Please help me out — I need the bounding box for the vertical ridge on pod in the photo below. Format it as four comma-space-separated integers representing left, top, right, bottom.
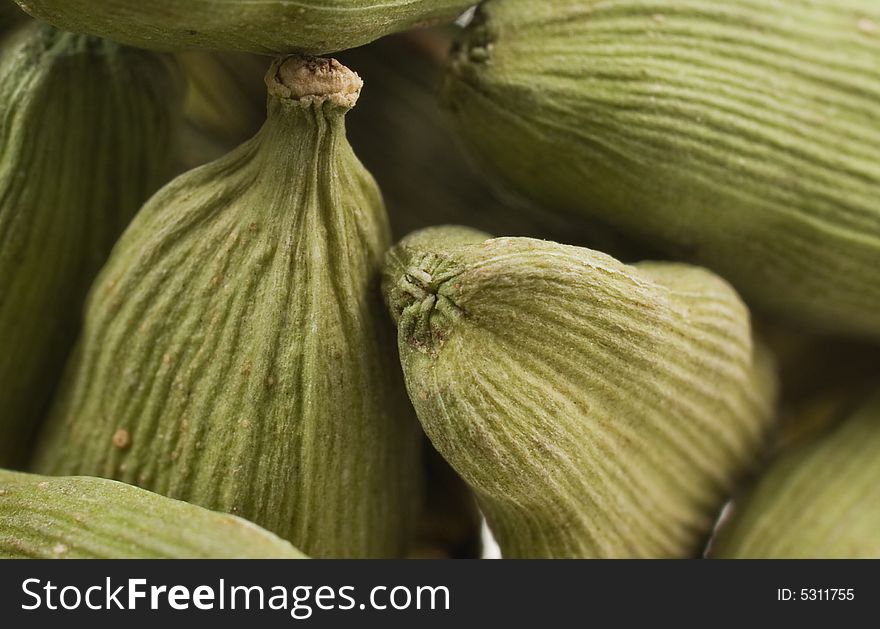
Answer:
0, 22, 181, 466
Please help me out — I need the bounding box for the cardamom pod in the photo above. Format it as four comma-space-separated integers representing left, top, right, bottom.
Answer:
383, 226, 777, 558
445, 0, 880, 338
0, 23, 181, 467
14, 0, 475, 55
712, 392, 880, 558
33, 56, 422, 559
0, 470, 306, 559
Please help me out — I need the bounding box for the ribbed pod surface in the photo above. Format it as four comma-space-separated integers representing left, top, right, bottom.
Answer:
713, 392, 880, 558
383, 226, 776, 558
0, 470, 306, 559
14, 0, 475, 55
32, 57, 422, 558
0, 23, 180, 465
446, 0, 880, 337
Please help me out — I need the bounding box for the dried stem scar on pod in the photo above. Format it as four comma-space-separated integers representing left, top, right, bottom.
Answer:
383, 226, 777, 558
32, 56, 423, 559
712, 392, 880, 559
0, 23, 181, 467
445, 0, 880, 339
0, 470, 306, 559
13, 0, 476, 55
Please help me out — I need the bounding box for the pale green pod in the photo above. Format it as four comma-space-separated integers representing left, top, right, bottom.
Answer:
32, 56, 422, 559
445, 0, 880, 338
0, 470, 306, 559
383, 226, 776, 558
0, 23, 181, 467
712, 393, 880, 559
14, 0, 475, 55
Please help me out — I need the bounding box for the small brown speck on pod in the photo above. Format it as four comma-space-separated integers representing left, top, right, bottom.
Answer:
112, 429, 131, 450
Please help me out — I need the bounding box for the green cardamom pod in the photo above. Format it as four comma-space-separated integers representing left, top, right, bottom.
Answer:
712, 392, 880, 558
33, 56, 422, 559
383, 226, 777, 558
445, 0, 880, 338
14, 0, 475, 55
0, 23, 181, 467
0, 470, 306, 558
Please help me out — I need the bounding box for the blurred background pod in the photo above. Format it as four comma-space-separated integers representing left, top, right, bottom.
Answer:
32, 56, 423, 559
754, 318, 880, 449
711, 391, 880, 559
342, 29, 652, 260
12, 0, 476, 55
0, 471, 307, 559
445, 0, 880, 339
0, 22, 182, 467
1, 0, 27, 37
383, 226, 777, 558
176, 50, 268, 170
339, 31, 599, 245
409, 441, 483, 559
